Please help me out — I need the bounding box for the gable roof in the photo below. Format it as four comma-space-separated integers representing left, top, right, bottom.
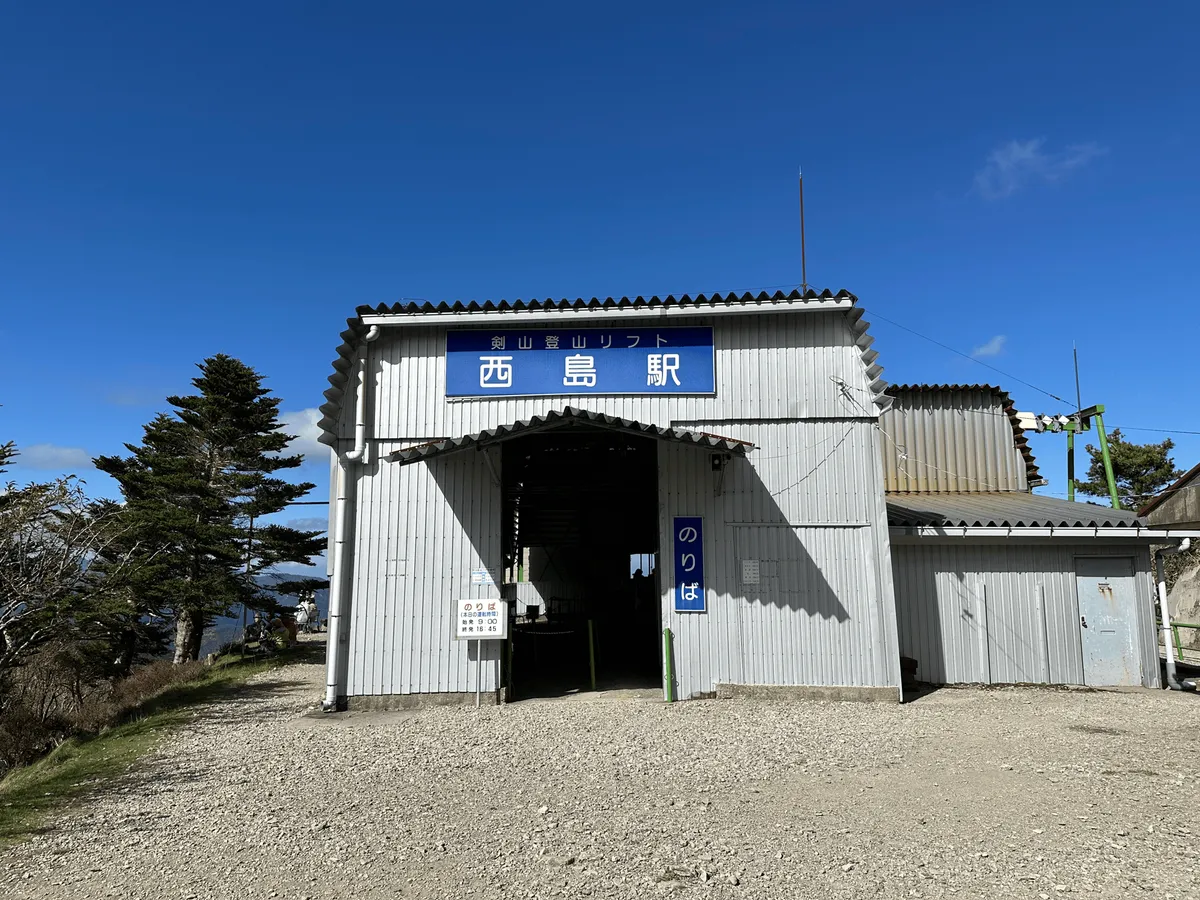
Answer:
319, 288, 890, 446
883, 384, 1042, 489
383, 407, 754, 466
358, 288, 852, 318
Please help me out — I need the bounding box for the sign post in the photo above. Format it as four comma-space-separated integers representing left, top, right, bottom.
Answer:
454, 599, 509, 707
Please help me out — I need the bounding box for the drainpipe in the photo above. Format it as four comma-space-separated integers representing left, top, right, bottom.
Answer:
344, 326, 380, 463
1155, 538, 1196, 692
322, 325, 380, 711
322, 456, 355, 710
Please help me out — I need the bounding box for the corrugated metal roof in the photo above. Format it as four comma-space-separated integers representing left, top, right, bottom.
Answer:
319, 288, 891, 446
383, 407, 754, 465
884, 384, 1041, 487
886, 492, 1141, 528
359, 288, 854, 317
1139, 460, 1200, 517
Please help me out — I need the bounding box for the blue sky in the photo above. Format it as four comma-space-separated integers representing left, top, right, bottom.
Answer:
2, 1, 1198, 547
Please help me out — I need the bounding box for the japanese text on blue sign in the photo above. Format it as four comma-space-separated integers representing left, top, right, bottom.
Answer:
673, 516, 705, 613
445, 327, 715, 398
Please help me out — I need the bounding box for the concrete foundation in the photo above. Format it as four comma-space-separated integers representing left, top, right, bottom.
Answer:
345, 690, 502, 710
715, 683, 900, 703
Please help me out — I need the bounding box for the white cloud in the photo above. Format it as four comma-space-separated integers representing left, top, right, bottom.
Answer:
14, 443, 94, 471
973, 139, 1106, 200
278, 408, 329, 466
286, 516, 328, 533
971, 335, 1007, 358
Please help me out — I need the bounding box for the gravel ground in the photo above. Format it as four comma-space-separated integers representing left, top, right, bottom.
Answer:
5, 648, 1200, 900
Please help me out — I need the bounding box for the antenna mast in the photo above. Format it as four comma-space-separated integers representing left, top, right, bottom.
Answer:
798, 167, 808, 293
1073, 343, 1083, 413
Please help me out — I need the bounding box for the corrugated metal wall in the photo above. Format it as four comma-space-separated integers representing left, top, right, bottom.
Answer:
341, 312, 878, 442
338, 311, 903, 701
880, 388, 1027, 492
345, 443, 503, 696
892, 542, 1158, 687
660, 420, 901, 698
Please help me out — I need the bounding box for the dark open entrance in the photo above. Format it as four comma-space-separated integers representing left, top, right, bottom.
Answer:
501, 426, 661, 699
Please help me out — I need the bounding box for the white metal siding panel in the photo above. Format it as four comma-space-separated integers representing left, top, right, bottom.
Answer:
370, 312, 877, 440
658, 442, 745, 699
880, 389, 1027, 493
346, 445, 502, 696
659, 420, 900, 698
892, 543, 1158, 687
677, 420, 877, 526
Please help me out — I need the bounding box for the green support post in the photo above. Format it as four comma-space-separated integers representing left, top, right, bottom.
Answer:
506, 634, 514, 700
1093, 406, 1121, 509
587, 619, 596, 692
663, 627, 675, 703
1066, 423, 1076, 502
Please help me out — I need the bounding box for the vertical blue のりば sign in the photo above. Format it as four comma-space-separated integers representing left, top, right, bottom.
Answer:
445, 327, 715, 397
673, 516, 705, 613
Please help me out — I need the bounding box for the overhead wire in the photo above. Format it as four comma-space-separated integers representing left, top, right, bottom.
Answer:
860, 307, 1073, 405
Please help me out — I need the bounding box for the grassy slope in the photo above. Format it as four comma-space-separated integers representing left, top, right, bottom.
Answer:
0, 647, 314, 845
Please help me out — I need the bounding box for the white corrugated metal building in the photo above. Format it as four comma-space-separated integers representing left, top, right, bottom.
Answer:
315, 293, 1185, 709
881, 384, 1182, 689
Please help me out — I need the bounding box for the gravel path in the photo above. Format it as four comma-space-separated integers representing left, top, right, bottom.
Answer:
5, 651, 1200, 900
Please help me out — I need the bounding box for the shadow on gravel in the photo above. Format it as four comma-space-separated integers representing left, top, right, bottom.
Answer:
901, 682, 946, 703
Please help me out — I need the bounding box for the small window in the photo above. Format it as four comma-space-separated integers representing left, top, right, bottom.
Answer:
629, 553, 656, 578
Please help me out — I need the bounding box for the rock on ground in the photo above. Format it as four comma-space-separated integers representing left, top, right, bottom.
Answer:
4, 652, 1200, 900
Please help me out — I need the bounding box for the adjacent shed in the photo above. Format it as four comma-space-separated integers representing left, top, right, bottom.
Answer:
882, 385, 1170, 689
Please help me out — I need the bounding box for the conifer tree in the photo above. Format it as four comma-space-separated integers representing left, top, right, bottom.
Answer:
96, 355, 325, 662
1076, 429, 1183, 511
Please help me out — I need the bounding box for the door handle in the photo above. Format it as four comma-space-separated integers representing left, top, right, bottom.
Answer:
1081, 615, 1087, 628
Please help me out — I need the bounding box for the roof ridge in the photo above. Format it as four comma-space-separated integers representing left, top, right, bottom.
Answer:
356, 288, 855, 317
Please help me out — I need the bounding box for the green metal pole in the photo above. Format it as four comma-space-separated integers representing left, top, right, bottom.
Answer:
587, 619, 596, 692
1066, 423, 1075, 502
506, 633, 514, 700
663, 627, 675, 703
1093, 408, 1121, 509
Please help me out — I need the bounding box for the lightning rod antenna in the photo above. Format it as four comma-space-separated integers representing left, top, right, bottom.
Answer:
799, 167, 808, 293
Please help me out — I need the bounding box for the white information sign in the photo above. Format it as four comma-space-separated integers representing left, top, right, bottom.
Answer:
470, 568, 496, 585
741, 558, 760, 585
455, 599, 509, 640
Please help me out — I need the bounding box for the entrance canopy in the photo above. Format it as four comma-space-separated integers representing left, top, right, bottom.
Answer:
383, 407, 754, 466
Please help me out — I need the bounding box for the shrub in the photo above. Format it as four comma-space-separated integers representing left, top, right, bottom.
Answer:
0, 655, 210, 779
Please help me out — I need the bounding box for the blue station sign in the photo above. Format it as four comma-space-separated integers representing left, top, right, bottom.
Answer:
673, 516, 705, 613
445, 326, 715, 398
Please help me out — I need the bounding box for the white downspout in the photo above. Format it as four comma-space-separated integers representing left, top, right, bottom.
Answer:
322, 325, 380, 711
1155, 538, 1196, 692
344, 325, 380, 463
322, 456, 354, 710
